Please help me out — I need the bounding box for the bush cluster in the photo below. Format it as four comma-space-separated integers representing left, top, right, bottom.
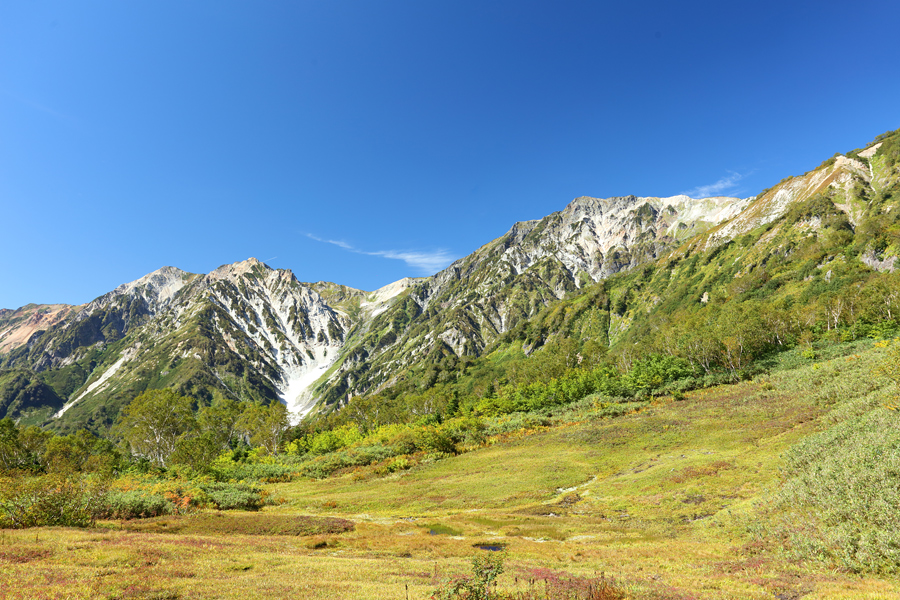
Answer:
0, 473, 107, 528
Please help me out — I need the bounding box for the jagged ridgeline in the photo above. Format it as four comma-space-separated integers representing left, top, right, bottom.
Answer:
1, 128, 898, 431
1, 261, 350, 432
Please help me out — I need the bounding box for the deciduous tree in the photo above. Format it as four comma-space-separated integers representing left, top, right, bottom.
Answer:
112, 389, 195, 467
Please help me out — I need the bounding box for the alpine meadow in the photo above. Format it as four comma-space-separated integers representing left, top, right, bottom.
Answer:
1, 127, 900, 599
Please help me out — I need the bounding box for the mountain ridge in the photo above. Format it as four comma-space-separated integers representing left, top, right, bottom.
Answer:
2, 127, 898, 430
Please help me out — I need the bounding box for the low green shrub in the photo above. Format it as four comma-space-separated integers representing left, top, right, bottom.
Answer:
620, 354, 692, 396
433, 551, 505, 600
300, 445, 394, 479
198, 481, 266, 511
0, 473, 107, 528
102, 489, 173, 519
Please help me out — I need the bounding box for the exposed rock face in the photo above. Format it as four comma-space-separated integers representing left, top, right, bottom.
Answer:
0, 304, 79, 354
1, 257, 418, 427
492, 194, 750, 283
861, 250, 897, 273
703, 152, 878, 248
56, 259, 353, 424
360, 278, 419, 317
3, 267, 196, 372
83, 266, 193, 316
199, 258, 349, 419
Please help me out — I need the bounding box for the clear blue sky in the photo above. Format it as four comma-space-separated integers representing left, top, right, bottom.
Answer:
2, 1, 899, 309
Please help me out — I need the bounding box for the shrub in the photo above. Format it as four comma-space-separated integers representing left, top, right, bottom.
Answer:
441, 417, 488, 448
620, 354, 692, 397
431, 554, 628, 600
212, 460, 300, 483
198, 482, 266, 511
418, 426, 458, 455
102, 489, 173, 519
0, 473, 108, 528
291, 425, 364, 456
433, 551, 505, 600
385, 456, 411, 473
300, 446, 394, 479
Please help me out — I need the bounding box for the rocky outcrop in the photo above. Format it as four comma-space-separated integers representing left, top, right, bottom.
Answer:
0, 304, 79, 355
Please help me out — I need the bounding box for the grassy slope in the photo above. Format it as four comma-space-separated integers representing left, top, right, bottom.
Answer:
3, 340, 899, 599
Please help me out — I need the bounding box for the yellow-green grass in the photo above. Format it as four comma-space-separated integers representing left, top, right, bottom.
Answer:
3, 343, 900, 598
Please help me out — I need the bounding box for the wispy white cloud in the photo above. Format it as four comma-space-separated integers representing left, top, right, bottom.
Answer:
368, 249, 456, 273
306, 234, 456, 275
2, 89, 78, 125
682, 171, 746, 199
307, 234, 354, 250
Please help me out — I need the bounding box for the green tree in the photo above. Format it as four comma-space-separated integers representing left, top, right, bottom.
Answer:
0, 419, 48, 473
237, 401, 291, 455
197, 395, 244, 449
715, 302, 767, 377
677, 314, 720, 374
169, 431, 223, 471
43, 431, 92, 473
112, 389, 195, 467
0, 418, 25, 472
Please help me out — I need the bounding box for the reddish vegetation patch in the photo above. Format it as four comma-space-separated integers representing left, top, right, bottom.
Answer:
668, 460, 734, 484
118, 513, 354, 537
0, 548, 52, 563
513, 567, 629, 600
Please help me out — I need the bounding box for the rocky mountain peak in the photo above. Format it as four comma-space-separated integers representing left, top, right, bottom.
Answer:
81, 266, 193, 318
113, 266, 191, 304
207, 258, 271, 282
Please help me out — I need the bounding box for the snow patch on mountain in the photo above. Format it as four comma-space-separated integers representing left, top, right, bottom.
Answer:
55, 346, 139, 417
280, 345, 340, 422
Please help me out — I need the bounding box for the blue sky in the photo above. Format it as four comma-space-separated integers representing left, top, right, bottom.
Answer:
2, 1, 899, 309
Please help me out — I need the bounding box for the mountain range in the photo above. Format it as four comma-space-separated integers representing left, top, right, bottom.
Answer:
2, 128, 898, 432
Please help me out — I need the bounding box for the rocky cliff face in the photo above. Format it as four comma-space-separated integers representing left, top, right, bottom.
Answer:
0, 304, 80, 355
200, 258, 349, 418
477, 194, 750, 284
0, 194, 802, 423
3, 267, 196, 373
